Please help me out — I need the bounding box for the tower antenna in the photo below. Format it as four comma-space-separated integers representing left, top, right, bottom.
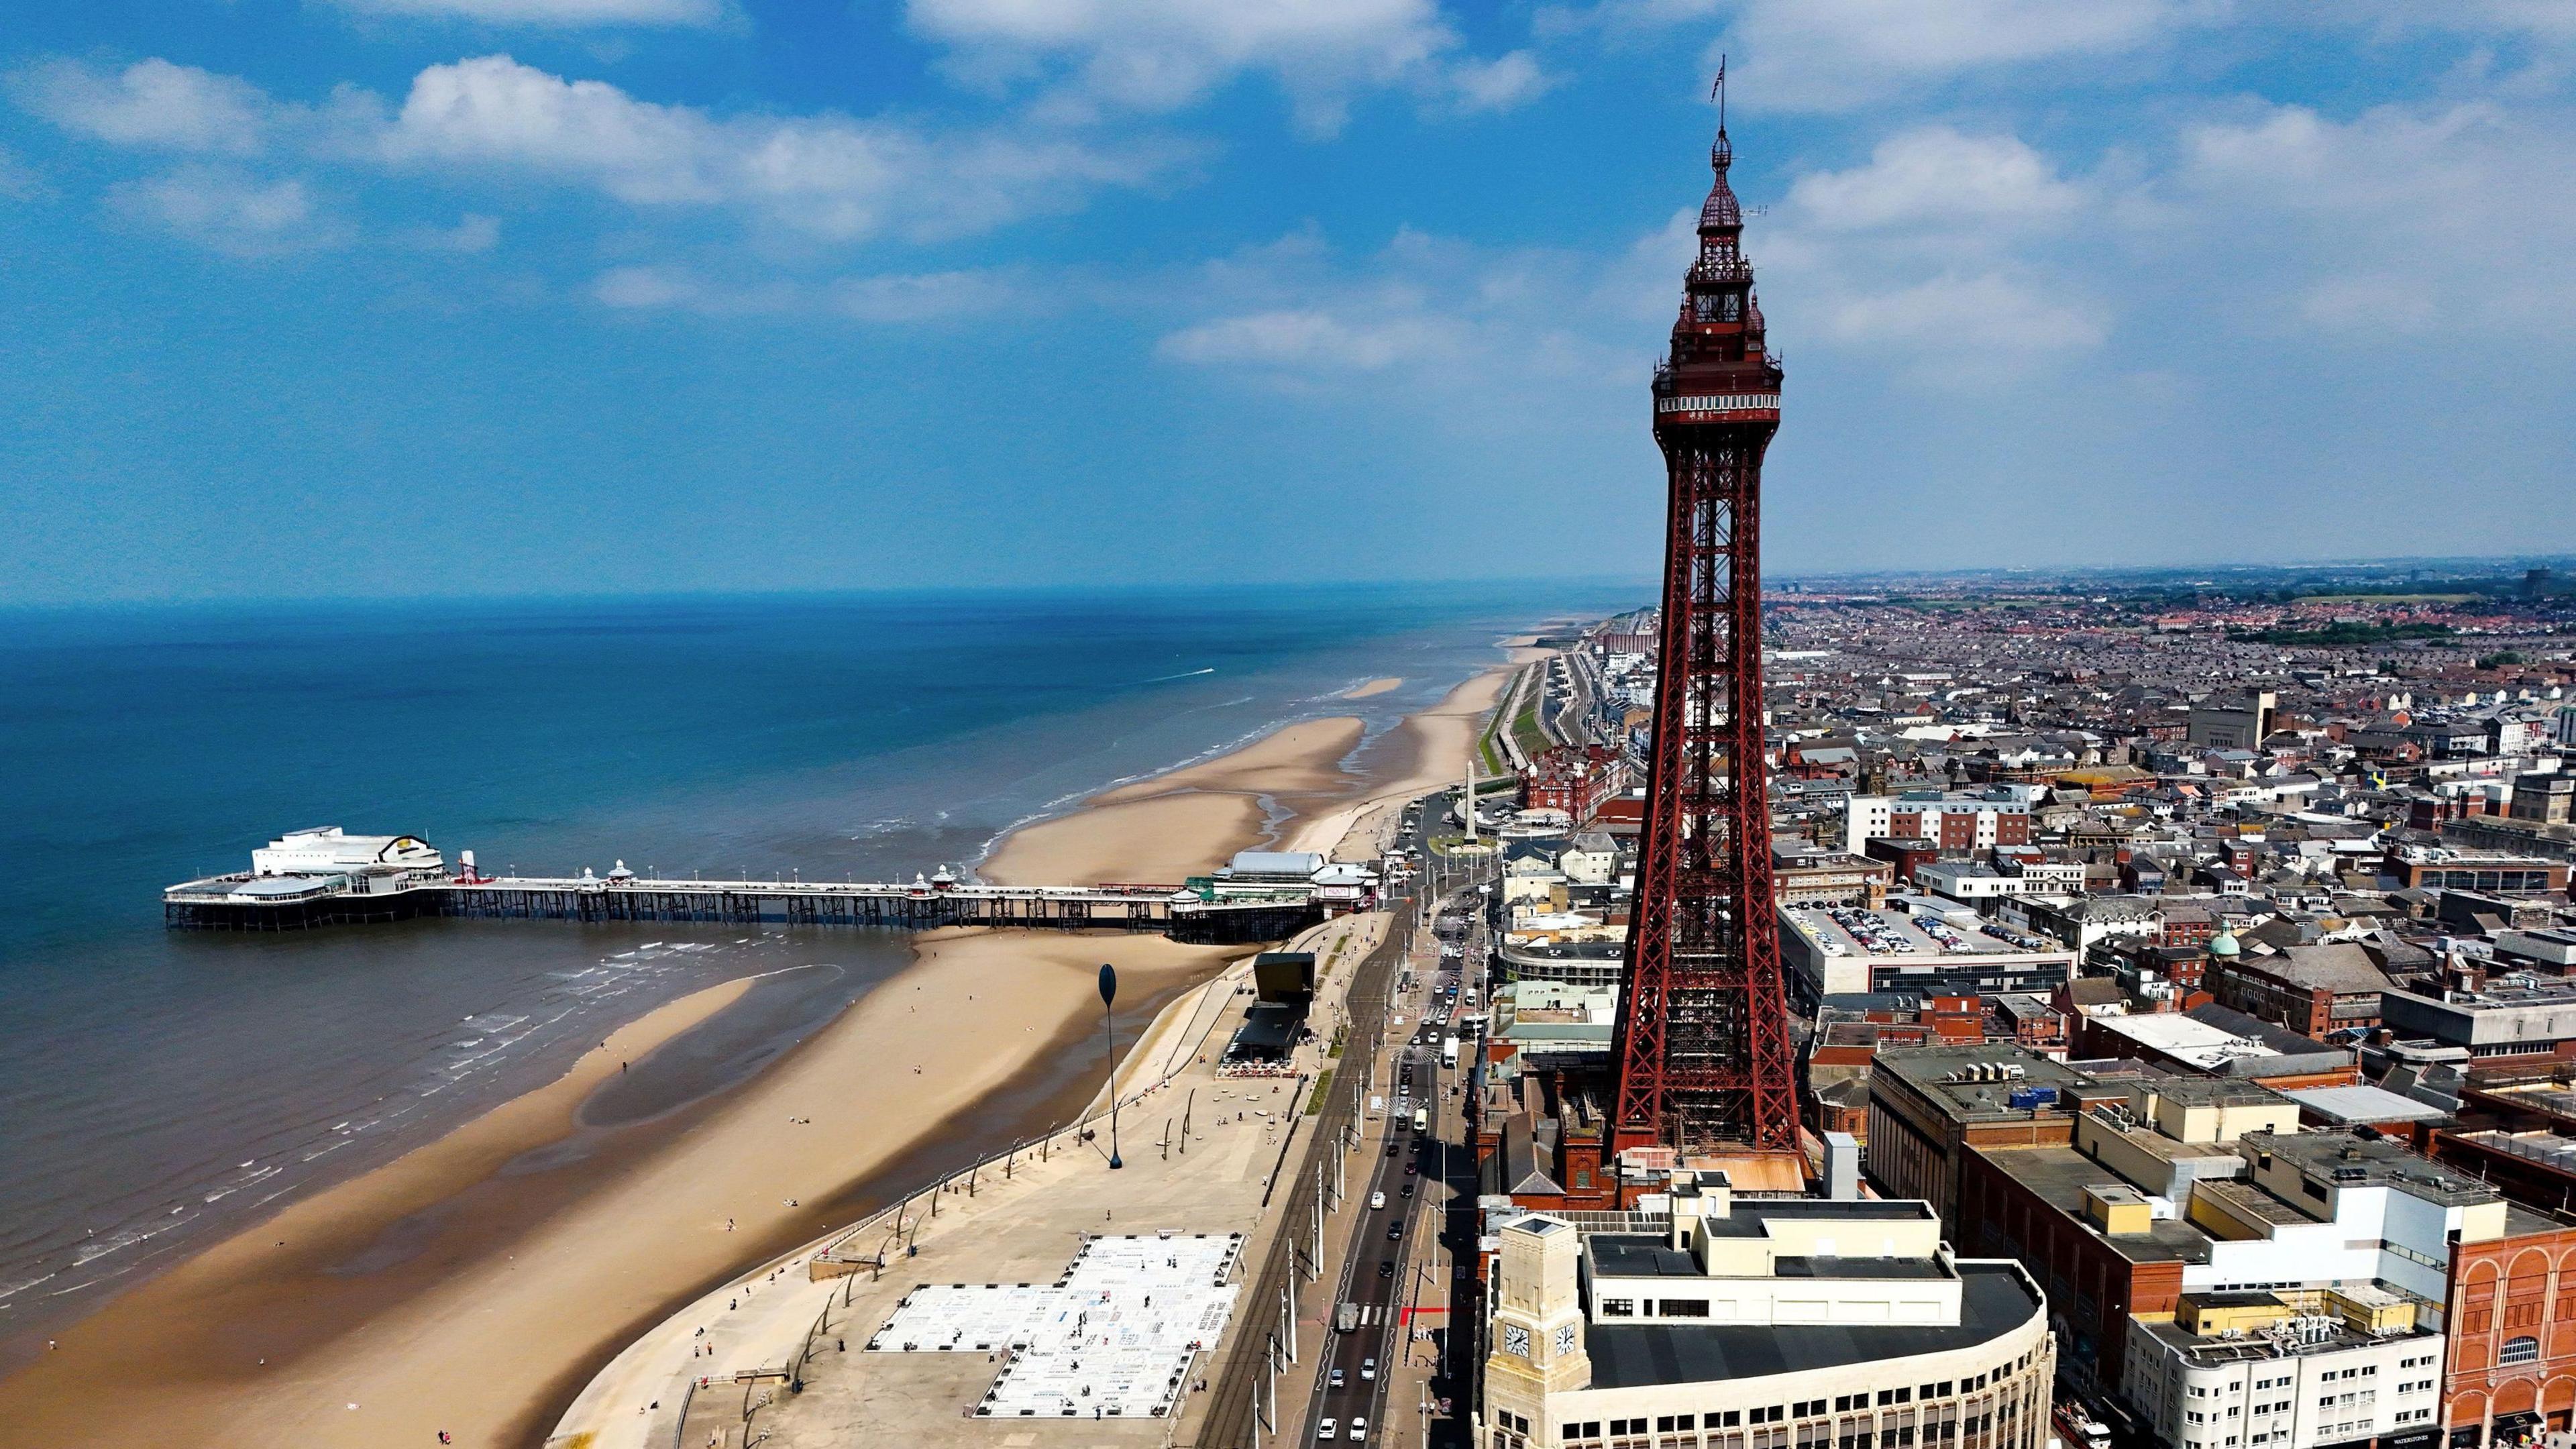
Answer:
1713, 54, 1726, 134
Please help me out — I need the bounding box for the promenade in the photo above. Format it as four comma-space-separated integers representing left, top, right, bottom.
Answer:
547, 909, 1393, 1449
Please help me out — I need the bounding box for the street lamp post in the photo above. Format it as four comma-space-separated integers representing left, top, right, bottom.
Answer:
1099, 963, 1123, 1170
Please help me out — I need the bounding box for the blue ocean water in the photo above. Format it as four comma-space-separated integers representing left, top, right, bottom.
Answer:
0, 581, 1634, 1340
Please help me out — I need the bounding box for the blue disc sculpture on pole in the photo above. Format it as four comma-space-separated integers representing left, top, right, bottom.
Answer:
1099, 963, 1123, 1170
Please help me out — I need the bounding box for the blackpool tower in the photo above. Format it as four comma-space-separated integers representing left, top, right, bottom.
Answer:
1606, 84, 1799, 1161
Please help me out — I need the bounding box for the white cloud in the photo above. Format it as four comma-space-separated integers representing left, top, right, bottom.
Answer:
10, 58, 278, 155
2171, 99, 2576, 335
1153, 227, 1630, 400
380, 54, 1187, 239
1788, 127, 2084, 231
405, 211, 501, 251
1740, 123, 2107, 374
1820, 270, 2107, 352
18, 52, 1187, 252
1448, 51, 1555, 114
593, 264, 1018, 322
325, 0, 721, 25
905, 0, 1530, 135
1159, 307, 1462, 369
109, 166, 345, 256
1547, 0, 2214, 110
828, 270, 1014, 323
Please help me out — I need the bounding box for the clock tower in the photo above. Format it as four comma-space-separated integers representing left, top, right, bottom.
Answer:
1484, 1216, 1591, 1446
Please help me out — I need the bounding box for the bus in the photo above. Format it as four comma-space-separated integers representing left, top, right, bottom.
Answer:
1412, 1107, 1430, 1132
1441, 1036, 1460, 1069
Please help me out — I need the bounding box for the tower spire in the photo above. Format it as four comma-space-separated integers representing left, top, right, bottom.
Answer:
1701, 60, 1740, 233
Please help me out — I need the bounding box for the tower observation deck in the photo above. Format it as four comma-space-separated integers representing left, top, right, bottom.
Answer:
1607, 92, 1798, 1161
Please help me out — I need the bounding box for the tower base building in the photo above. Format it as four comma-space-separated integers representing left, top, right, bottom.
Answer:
1483, 1172, 2055, 1449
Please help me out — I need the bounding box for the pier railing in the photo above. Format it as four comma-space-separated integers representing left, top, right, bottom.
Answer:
167, 872, 1327, 945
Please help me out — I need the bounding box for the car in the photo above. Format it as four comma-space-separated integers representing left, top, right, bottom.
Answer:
1401, 1183, 1414, 1198
1385, 1142, 1399, 1157
1387, 1222, 1403, 1240
1349, 1416, 1369, 1440
1369, 1191, 1387, 1210
1330, 1368, 1345, 1389
1361, 1358, 1377, 1381
1377, 1260, 1396, 1277
1317, 1419, 1337, 1440
1404, 1163, 1417, 1176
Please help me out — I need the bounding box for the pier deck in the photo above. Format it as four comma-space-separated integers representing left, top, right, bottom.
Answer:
163, 873, 1324, 944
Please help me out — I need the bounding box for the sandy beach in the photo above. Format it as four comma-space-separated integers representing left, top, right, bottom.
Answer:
0, 665, 1512, 1447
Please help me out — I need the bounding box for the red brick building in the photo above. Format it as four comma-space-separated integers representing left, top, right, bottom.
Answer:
2204, 942, 2396, 1038
2160, 902, 2220, 950
2442, 1218, 2576, 1446
1520, 744, 1629, 821
1888, 801, 2032, 851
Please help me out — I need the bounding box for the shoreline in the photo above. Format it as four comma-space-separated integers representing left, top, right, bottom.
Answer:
0, 661, 1515, 1446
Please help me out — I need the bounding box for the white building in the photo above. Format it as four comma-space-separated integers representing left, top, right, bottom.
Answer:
1916, 861, 2042, 902
2121, 1290, 2445, 1449
1778, 903, 2076, 1005
252, 826, 443, 878
246, 826, 445, 896
1483, 1176, 2054, 1449
1559, 833, 1620, 888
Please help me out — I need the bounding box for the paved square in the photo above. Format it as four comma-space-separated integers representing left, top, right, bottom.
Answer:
866, 1232, 1245, 1420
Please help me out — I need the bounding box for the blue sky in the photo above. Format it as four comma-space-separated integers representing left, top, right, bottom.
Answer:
2, 1, 2571, 603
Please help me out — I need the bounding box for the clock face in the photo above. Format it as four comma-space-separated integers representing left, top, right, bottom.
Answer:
1503, 1323, 1531, 1357
1555, 1324, 1578, 1356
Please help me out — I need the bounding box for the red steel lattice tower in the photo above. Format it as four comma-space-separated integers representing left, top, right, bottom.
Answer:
1607, 94, 1796, 1157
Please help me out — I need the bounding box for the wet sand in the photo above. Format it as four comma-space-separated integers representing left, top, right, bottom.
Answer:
0, 677, 1505, 1447
981, 716, 1366, 885
1342, 676, 1402, 698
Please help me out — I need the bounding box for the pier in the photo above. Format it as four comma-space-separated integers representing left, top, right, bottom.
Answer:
162, 830, 1338, 945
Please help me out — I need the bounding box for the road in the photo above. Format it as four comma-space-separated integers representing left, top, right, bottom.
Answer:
1299, 799, 1489, 1446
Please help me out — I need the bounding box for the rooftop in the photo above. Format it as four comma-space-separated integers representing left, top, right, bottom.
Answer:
1875, 1044, 2100, 1119
1973, 1145, 2215, 1265
1693, 1198, 1939, 1238
2283, 1083, 2451, 1125
2090, 1010, 2349, 1077
2248, 1130, 2499, 1207
2130, 1313, 2435, 1366
1584, 1262, 2041, 1389
1783, 905, 2072, 963
2239, 943, 2397, 996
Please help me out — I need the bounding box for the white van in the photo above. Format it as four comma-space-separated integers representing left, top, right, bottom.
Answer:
1370, 1190, 1387, 1210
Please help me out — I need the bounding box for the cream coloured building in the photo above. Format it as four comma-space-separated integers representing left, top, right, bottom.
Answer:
1483, 1173, 2055, 1449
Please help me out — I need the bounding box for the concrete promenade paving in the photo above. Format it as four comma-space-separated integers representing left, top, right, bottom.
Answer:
547, 911, 1388, 1449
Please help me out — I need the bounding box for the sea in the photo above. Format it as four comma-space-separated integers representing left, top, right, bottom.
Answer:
0, 581, 1637, 1348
